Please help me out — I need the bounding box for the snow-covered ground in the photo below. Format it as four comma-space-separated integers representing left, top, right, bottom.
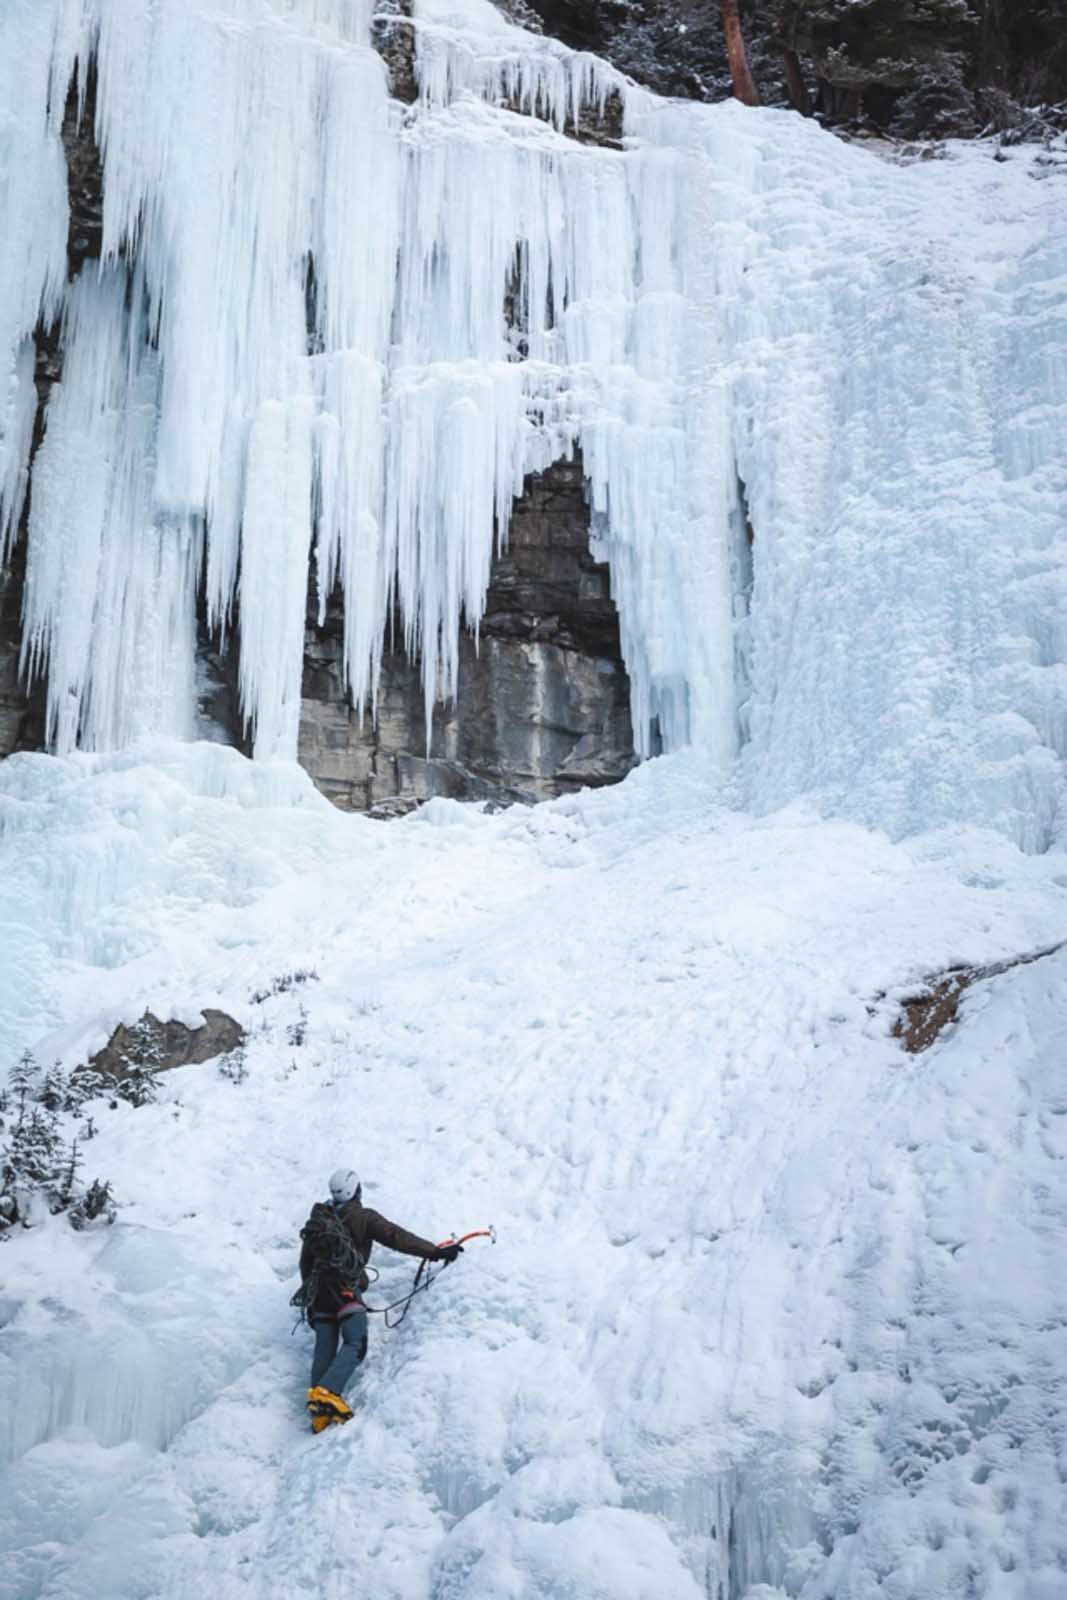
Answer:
1, 743, 1066, 1599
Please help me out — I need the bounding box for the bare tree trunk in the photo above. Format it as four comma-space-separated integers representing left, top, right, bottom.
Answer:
720, 0, 760, 107
782, 47, 810, 114
977, 0, 1007, 88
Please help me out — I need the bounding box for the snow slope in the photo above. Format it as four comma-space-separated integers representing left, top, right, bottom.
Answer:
1, 744, 1066, 1599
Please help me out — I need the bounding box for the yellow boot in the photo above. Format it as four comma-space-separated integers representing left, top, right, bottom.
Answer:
307, 1385, 353, 1423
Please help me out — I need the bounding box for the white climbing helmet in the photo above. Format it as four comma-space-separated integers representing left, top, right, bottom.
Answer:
329, 1167, 361, 1206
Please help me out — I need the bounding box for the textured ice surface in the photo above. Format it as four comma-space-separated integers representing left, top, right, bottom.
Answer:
1, 2, 1067, 1595
1, 0, 1063, 845
1, 746, 1066, 1599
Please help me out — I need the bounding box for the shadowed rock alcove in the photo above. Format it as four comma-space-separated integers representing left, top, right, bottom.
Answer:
298, 454, 636, 813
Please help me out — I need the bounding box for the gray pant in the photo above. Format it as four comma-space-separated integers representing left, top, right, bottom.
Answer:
311, 1310, 369, 1398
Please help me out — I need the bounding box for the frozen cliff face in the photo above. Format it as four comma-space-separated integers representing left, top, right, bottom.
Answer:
0, 10, 635, 805
0, 0, 1065, 847
0, 8, 1066, 1597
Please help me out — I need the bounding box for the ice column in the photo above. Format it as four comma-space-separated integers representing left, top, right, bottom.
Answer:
0, 0, 81, 555
21, 271, 199, 753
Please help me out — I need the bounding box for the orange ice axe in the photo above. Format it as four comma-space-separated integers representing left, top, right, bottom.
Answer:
436, 1226, 497, 1249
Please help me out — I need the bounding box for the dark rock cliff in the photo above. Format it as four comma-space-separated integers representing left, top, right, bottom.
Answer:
0, 544, 45, 758
298, 457, 634, 813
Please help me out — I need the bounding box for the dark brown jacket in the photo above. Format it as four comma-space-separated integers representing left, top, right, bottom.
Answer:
299, 1198, 438, 1287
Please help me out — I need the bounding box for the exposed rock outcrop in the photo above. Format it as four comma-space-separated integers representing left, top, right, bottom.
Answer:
892, 940, 1066, 1053
299, 455, 635, 811
0, 545, 45, 758
63, 61, 104, 274
84, 1010, 246, 1082
373, 0, 417, 104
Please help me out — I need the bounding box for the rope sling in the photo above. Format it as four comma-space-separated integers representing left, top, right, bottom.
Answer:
291, 1210, 495, 1333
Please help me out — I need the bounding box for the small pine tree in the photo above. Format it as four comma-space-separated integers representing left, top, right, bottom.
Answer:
70, 1066, 119, 1109
117, 1067, 158, 1108
219, 1046, 248, 1084
1, 1057, 115, 1232
53, 1138, 83, 1209
10, 1050, 39, 1116
121, 1016, 164, 1070
115, 1016, 164, 1107
1, 1100, 63, 1224
70, 1177, 116, 1230
39, 1062, 66, 1113
20, 1106, 63, 1185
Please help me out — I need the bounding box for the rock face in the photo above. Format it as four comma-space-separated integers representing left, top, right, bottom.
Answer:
0, 546, 44, 758
372, 0, 417, 104
85, 1010, 246, 1082
63, 62, 104, 274
299, 456, 635, 811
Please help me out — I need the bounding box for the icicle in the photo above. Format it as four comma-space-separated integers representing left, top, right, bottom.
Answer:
0, 0, 74, 340
0, 0, 82, 556
239, 397, 317, 761
21, 270, 200, 753
384, 360, 526, 735
0, 340, 37, 562
412, 0, 627, 134
314, 352, 386, 703
87, 0, 391, 748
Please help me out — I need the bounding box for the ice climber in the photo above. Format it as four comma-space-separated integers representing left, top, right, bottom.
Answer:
296, 1166, 462, 1432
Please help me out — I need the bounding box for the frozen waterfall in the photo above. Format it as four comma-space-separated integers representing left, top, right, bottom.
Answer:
1, 0, 1065, 843
3, 7, 1067, 1597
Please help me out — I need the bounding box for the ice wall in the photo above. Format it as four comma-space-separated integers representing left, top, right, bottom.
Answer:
2, 0, 736, 767
0, 0, 1064, 843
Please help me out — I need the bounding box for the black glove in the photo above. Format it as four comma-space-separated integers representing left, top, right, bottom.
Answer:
434, 1243, 463, 1264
